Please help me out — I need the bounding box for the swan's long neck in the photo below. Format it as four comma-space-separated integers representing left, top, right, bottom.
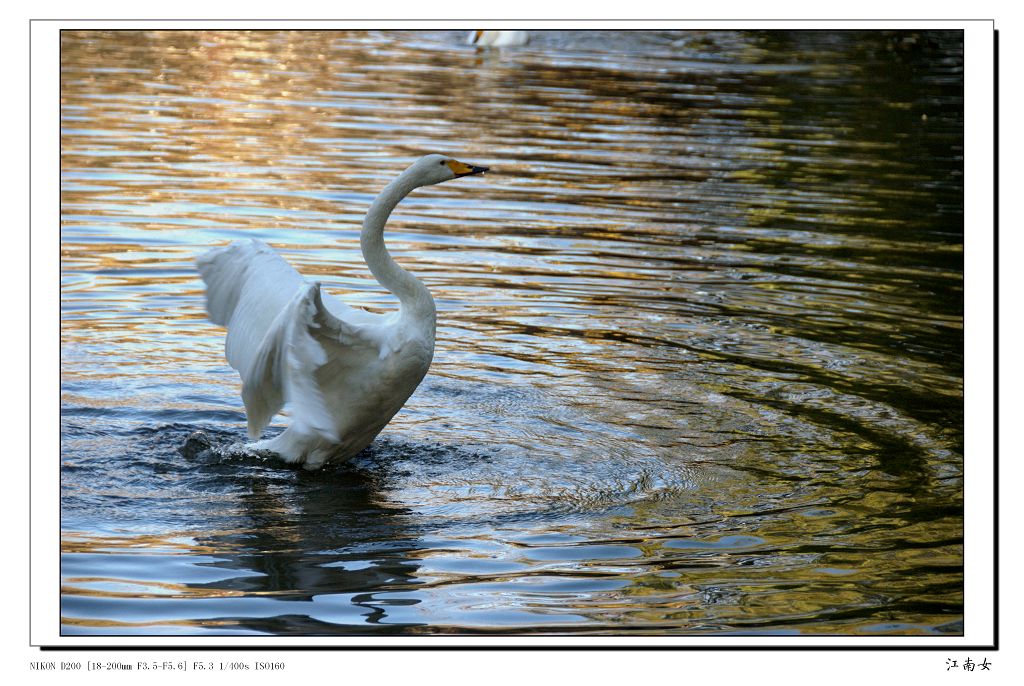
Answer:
360, 172, 435, 320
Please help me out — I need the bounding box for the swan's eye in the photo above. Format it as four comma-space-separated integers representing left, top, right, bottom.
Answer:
439, 160, 446, 165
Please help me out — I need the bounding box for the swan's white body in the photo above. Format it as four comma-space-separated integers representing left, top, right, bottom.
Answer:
467, 30, 529, 47
197, 154, 488, 470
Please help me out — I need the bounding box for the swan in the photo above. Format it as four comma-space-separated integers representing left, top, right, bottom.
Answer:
197, 154, 489, 470
467, 30, 529, 47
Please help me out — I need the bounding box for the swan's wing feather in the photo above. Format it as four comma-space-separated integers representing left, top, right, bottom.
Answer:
240, 283, 333, 442
253, 282, 386, 442
237, 311, 287, 439
197, 239, 383, 441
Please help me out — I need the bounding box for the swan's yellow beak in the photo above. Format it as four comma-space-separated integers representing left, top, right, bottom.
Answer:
446, 159, 489, 178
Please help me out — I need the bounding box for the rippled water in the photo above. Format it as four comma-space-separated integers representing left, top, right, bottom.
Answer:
60, 29, 964, 635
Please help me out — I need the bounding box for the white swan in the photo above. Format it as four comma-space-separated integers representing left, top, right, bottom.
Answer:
467, 30, 529, 47
197, 154, 489, 470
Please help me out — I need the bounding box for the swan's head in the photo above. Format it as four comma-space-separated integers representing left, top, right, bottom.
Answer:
407, 153, 489, 188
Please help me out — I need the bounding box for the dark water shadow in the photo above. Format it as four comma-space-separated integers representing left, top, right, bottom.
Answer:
174, 426, 435, 633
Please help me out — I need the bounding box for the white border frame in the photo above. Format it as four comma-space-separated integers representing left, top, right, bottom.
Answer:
32, 18, 995, 650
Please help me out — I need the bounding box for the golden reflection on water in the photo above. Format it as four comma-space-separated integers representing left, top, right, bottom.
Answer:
61, 30, 963, 635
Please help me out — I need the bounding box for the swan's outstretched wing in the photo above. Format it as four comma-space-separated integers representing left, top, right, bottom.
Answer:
197, 239, 380, 441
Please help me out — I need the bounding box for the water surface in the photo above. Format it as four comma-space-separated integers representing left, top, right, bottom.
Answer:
60, 29, 964, 636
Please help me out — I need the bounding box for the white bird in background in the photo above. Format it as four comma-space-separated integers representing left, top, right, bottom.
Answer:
197, 154, 489, 470
467, 30, 530, 47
